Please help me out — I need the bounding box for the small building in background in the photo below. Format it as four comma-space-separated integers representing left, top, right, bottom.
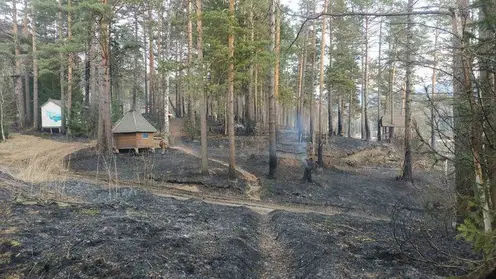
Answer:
379, 113, 405, 142
113, 110, 158, 153
41, 99, 62, 133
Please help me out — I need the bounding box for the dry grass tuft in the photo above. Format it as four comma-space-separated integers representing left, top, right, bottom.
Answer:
342, 147, 399, 167
0, 134, 93, 183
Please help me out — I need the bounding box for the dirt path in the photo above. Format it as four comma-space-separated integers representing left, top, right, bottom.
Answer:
172, 145, 262, 200
0, 134, 93, 183
67, 172, 389, 221
258, 214, 294, 279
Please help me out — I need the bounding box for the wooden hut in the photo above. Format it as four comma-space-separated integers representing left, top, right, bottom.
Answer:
379, 113, 405, 142
112, 110, 157, 153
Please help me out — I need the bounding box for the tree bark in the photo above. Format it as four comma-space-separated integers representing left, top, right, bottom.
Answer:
337, 97, 342, 136
297, 44, 306, 142
327, 3, 333, 138
98, 0, 112, 154
227, 0, 236, 179
430, 20, 439, 150
451, 0, 478, 226
479, 0, 496, 228
246, 0, 255, 135
0, 83, 5, 140
58, 0, 65, 133
309, 19, 316, 155
197, 0, 208, 174
187, 0, 196, 128
163, 4, 171, 144
84, 27, 92, 108
363, 16, 370, 141
23, 0, 31, 127
268, 0, 278, 178
13, 0, 25, 130
32, 3, 39, 129
67, 0, 73, 135
317, 0, 328, 167
377, 19, 382, 141
132, 9, 139, 111
347, 89, 352, 137
387, 39, 397, 141
148, 7, 155, 117
144, 22, 148, 114
401, 0, 414, 181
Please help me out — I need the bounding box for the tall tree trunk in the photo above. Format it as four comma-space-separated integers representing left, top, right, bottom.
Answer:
317, 0, 328, 167
163, 3, 171, 143
297, 44, 306, 142
388, 39, 397, 141
148, 7, 155, 117
337, 97, 342, 136
13, 0, 24, 130
309, 24, 316, 155
144, 21, 148, 114
32, 3, 39, 129
227, 0, 236, 178
187, 0, 196, 128
430, 20, 439, 150
254, 65, 258, 124
347, 89, 352, 137
246, 0, 255, 135
361, 49, 365, 139
327, 4, 333, 138
480, 0, 496, 228
451, 0, 477, 225
197, 0, 208, 174
67, 0, 73, 135
132, 9, 139, 111
402, 0, 414, 181
268, 0, 277, 178
84, 28, 92, 108
0, 83, 5, 140
58, 0, 65, 133
98, 0, 112, 154
23, 0, 31, 127
377, 20, 382, 141
363, 16, 370, 141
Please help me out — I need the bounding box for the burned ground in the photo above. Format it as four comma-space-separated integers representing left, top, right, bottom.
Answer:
1, 177, 261, 279
68, 148, 248, 196
0, 175, 468, 279
0, 134, 476, 278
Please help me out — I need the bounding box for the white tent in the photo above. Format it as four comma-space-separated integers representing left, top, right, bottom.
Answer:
41, 99, 62, 130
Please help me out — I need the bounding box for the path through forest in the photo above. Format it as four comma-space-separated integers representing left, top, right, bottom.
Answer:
172, 144, 262, 200
1, 134, 389, 221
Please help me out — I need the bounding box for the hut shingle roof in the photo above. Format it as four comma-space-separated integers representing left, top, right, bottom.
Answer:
112, 110, 157, 133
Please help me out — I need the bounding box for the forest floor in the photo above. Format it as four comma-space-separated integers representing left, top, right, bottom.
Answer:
0, 131, 477, 278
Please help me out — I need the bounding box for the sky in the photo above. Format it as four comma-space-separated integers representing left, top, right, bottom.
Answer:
281, 0, 299, 12
279, 0, 446, 88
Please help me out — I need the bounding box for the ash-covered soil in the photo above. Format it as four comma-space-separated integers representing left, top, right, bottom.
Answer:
0, 172, 474, 278
270, 211, 453, 279
67, 148, 248, 195
1, 175, 261, 279
179, 135, 441, 217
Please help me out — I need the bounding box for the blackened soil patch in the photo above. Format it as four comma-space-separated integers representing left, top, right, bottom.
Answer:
67, 148, 248, 195
1, 182, 261, 278
270, 211, 446, 279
